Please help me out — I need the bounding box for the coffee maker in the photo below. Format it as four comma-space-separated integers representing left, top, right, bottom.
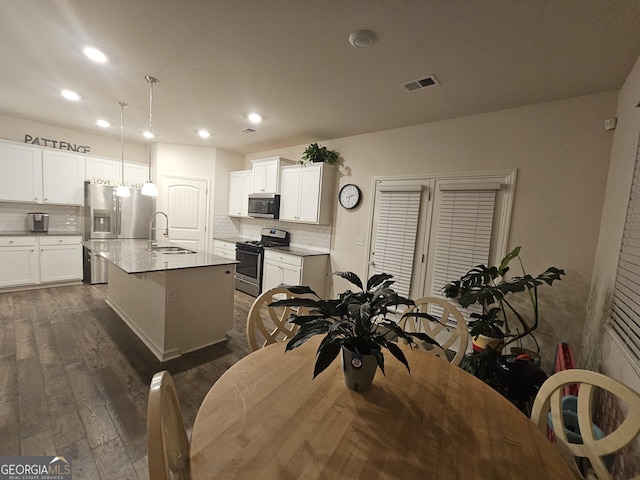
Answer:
28, 212, 49, 232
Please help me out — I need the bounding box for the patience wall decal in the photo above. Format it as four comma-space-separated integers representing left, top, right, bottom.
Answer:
24, 134, 90, 153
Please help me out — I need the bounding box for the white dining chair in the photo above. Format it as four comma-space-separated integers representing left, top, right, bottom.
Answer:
147, 370, 190, 480
246, 286, 307, 352
398, 296, 469, 366
530, 369, 640, 480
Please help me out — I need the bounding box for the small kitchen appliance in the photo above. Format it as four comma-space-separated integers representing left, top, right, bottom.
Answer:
28, 212, 49, 232
235, 228, 290, 296
247, 193, 280, 219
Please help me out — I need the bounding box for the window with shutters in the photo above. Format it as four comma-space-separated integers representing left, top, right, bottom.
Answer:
368, 171, 515, 312
608, 141, 640, 370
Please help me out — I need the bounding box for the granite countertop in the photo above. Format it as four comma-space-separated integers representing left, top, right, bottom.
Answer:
83, 239, 238, 274
266, 245, 330, 257
0, 231, 83, 236
213, 236, 247, 244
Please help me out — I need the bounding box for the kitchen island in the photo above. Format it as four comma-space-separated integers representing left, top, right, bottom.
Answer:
83, 239, 238, 361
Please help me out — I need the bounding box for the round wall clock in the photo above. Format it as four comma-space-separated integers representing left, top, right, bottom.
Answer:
339, 183, 361, 209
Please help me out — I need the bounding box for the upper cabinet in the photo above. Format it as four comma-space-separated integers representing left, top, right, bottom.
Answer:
85, 156, 120, 182
228, 170, 253, 217
42, 150, 85, 205
86, 156, 148, 187
124, 162, 149, 186
251, 157, 294, 193
0, 142, 43, 203
280, 163, 336, 224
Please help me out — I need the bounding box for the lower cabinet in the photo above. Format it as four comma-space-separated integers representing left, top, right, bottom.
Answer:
39, 236, 83, 283
0, 237, 38, 288
0, 236, 82, 289
262, 249, 329, 298
213, 239, 237, 260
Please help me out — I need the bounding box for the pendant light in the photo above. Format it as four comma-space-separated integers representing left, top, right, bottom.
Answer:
115, 101, 130, 197
141, 75, 159, 197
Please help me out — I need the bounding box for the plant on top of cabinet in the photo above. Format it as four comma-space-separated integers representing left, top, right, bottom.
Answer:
300, 143, 338, 165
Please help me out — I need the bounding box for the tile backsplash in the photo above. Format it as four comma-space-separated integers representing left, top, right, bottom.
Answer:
213, 213, 331, 251
0, 202, 80, 233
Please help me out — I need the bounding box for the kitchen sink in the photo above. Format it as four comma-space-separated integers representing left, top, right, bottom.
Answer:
151, 246, 196, 255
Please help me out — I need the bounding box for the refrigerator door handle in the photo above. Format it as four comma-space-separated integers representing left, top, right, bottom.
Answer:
117, 197, 122, 236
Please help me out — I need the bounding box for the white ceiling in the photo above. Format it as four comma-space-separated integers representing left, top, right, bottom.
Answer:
2, 1, 640, 154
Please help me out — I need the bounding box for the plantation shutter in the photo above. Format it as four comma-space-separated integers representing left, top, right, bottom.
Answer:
430, 183, 500, 319
371, 185, 423, 297
609, 143, 640, 366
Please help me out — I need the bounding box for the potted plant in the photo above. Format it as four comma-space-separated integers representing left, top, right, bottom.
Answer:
300, 142, 339, 165
270, 271, 437, 391
443, 246, 565, 390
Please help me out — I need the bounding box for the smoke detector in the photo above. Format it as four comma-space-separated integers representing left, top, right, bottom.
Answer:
349, 30, 377, 48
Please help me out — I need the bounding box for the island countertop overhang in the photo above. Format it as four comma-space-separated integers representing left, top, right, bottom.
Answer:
83, 239, 238, 274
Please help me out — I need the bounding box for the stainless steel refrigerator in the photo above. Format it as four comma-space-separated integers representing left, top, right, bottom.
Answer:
83, 181, 156, 284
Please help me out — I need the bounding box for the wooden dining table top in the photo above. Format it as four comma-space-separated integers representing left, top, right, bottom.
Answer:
189, 337, 574, 479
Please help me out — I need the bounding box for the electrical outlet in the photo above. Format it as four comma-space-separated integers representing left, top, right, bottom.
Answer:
355, 236, 364, 246
167, 289, 177, 303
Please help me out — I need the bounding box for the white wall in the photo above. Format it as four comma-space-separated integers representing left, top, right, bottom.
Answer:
0, 113, 148, 163
246, 91, 618, 369
155, 142, 242, 252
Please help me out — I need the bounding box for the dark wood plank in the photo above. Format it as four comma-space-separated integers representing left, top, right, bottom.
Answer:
65, 360, 119, 449
14, 318, 37, 360
42, 363, 86, 452
50, 316, 84, 366
0, 352, 19, 455
59, 438, 101, 480
92, 437, 138, 480
21, 428, 56, 456
16, 356, 50, 440
92, 366, 148, 463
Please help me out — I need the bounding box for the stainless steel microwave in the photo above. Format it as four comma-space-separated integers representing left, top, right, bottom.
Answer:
248, 193, 280, 219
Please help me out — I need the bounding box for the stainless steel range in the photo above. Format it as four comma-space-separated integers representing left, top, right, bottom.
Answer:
235, 228, 290, 296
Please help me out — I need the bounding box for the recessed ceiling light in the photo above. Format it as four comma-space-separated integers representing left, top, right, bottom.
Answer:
143, 131, 154, 139
96, 119, 110, 128
61, 89, 81, 101
197, 130, 210, 138
247, 112, 262, 124
349, 30, 377, 48
83, 46, 108, 63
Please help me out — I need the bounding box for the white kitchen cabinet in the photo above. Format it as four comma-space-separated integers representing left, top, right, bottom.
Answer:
262, 249, 329, 297
0, 142, 43, 202
0, 237, 38, 287
85, 156, 121, 182
228, 170, 253, 217
42, 150, 85, 205
86, 155, 149, 187
251, 157, 294, 193
39, 236, 83, 283
124, 162, 149, 187
279, 163, 336, 224
213, 239, 237, 260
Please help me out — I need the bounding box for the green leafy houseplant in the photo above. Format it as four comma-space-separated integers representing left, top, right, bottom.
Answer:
270, 272, 437, 379
443, 246, 565, 386
300, 142, 338, 165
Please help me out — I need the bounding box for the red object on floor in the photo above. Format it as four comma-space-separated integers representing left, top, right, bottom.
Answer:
547, 342, 578, 442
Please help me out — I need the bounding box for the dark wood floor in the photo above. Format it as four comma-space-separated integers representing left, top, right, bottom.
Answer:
0, 283, 254, 479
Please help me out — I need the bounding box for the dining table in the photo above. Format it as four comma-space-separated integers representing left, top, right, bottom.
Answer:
189, 337, 575, 479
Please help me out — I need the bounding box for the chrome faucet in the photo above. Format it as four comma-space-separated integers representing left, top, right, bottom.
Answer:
148, 211, 169, 250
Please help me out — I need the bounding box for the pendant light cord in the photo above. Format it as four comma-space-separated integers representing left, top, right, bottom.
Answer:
118, 101, 127, 185
146, 76, 159, 182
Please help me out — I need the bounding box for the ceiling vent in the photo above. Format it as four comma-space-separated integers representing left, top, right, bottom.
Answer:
403, 75, 439, 92
241, 127, 257, 133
